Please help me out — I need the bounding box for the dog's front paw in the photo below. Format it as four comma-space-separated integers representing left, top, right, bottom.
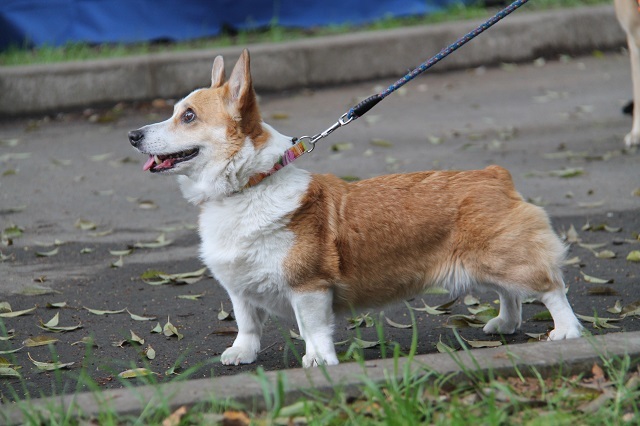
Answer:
302, 352, 339, 368
482, 317, 518, 335
625, 131, 640, 148
221, 346, 258, 365
548, 325, 582, 341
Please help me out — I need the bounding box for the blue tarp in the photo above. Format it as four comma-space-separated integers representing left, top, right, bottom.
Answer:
0, 0, 471, 50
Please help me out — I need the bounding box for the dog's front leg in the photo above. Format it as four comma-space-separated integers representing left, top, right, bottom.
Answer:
291, 289, 339, 368
220, 293, 267, 365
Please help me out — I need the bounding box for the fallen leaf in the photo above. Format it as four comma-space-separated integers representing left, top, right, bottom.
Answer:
163, 317, 184, 340
109, 249, 133, 256
218, 303, 233, 321
35, 247, 59, 257
579, 243, 608, 251
385, 317, 412, 329
80, 248, 94, 254
606, 300, 622, 315
462, 337, 502, 348
117, 368, 155, 378
111, 256, 124, 268
0, 302, 11, 312
411, 300, 451, 315
370, 139, 393, 148
587, 287, 618, 296
129, 330, 144, 345
464, 295, 480, 306
577, 200, 605, 209
177, 293, 204, 300
525, 332, 547, 340
134, 234, 173, 249
0, 306, 36, 318
84, 307, 126, 316
138, 200, 158, 210
548, 168, 584, 178
289, 330, 304, 341
627, 251, 640, 262
353, 338, 380, 349
127, 310, 156, 321
23, 336, 59, 347
151, 323, 163, 333
580, 271, 613, 284
436, 338, 457, 353
144, 345, 156, 360
88, 229, 113, 237
0, 367, 21, 378
211, 327, 238, 335
74, 219, 97, 231
331, 142, 353, 152
70, 337, 97, 347
222, 411, 251, 426
347, 312, 374, 329
46, 302, 67, 309
38, 312, 83, 332
0, 347, 23, 355
28, 353, 74, 371
621, 300, 640, 316
564, 224, 580, 243
445, 314, 486, 328
576, 313, 619, 329
162, 406, 188, 426
563, 256, 581, 266
595, 250, 616, 259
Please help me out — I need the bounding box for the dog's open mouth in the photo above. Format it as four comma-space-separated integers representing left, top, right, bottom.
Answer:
142, 148, 199, 172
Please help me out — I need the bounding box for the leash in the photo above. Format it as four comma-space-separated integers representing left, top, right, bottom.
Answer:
245, 0, 529, 189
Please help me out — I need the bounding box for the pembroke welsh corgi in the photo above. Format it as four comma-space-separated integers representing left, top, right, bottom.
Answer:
615, 0, 640, 147
129, 50, 583, 367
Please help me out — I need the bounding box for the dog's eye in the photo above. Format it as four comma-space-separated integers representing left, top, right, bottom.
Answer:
182, 109, 196, 124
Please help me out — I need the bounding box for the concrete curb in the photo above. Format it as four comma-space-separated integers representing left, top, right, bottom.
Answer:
2, 331, 639, 424
0, 5, 624, 117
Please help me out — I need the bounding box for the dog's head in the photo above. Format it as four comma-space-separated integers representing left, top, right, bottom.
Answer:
128, 50, 270, 189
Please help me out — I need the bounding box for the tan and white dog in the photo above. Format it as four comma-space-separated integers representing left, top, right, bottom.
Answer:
129, 50, 582, 367
615, 0, 640, 147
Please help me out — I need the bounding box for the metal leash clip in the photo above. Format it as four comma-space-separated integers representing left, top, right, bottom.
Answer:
297, 117, 350, 153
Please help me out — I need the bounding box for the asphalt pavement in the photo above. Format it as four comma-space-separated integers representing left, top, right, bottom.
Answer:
0, 43, 639, 410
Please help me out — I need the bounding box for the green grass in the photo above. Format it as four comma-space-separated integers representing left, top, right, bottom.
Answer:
2, 315, 639, 425
0, 0, 610, 67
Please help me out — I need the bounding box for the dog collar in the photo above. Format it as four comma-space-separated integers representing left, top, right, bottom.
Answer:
243, 137, 312, 189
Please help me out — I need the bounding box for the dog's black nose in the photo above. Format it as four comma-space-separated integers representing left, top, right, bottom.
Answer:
128, 129, 145, 147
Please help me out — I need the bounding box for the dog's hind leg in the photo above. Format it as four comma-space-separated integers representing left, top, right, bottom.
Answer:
220, 294, 268, 365
291, 288, 339, 368
538, 281, 583, 340
483, 289, 522, 335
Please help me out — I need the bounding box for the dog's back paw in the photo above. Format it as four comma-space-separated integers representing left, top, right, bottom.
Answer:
625, 131, 640, 148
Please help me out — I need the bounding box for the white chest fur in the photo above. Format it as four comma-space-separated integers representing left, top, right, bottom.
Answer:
197, 167, 311, 317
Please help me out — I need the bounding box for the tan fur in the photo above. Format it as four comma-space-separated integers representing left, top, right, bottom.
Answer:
130, 50, 583, 367
285, 166, 563, 311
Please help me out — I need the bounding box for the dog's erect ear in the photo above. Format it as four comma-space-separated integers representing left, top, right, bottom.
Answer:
211, 55, 225, 88
227, 49, 254, 110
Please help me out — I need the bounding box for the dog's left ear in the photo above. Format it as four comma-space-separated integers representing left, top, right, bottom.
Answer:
227, 49, 254, 112
211, 55, 225, 88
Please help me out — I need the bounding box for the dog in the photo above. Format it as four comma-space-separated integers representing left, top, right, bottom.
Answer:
615, 0, 640, 147
128, 50, 583, 367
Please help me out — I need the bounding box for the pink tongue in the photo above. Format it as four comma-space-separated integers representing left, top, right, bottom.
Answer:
142, 155, 155, 171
